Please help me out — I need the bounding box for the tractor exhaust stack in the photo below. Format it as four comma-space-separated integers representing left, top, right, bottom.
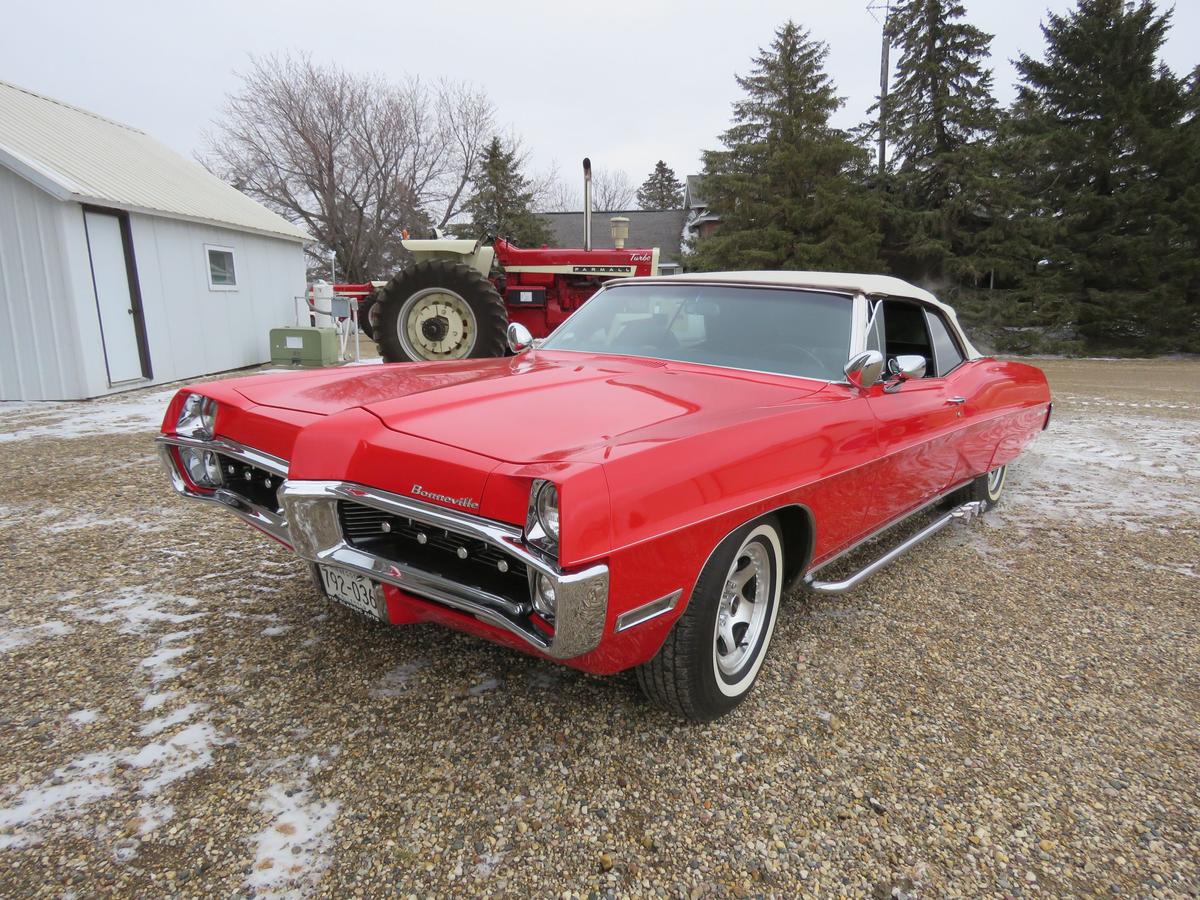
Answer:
583, 158, 592, 251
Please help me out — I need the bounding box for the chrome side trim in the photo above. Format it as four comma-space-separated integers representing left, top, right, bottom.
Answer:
615, 589, 682, 633
155, 438, 290, 546
279, 479, 610, 659
805, 501, 985, 594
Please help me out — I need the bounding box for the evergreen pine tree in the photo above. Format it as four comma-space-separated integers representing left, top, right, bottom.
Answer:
878, 0, 1010, 287
1010, 0, 1196, 353
636, 161, 685, 210
688, 22, 883, 272
462, 137, 551, 247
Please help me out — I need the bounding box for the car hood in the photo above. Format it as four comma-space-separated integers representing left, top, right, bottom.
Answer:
235, 352, 829, 464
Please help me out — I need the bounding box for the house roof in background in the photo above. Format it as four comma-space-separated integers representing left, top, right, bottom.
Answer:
538, 209, 686, 263
0, 80, 310, 243
684, 175, 708, 208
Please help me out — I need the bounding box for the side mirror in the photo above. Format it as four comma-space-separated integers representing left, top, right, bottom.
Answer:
891, 354, 926, 380
507, 322, 533, 353
843, 350, 884, 390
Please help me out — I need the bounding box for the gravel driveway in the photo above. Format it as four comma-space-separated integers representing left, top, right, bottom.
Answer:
1, 358, 1196, 898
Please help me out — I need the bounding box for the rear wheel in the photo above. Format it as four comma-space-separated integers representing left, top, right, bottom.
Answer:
358, 288, 383, 342
636, 515, 784, 722
967, 464, 1007, 510
376, 260, 507, 362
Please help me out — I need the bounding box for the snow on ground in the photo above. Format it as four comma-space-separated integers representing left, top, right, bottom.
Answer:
0, 388, 178, 442
64, 588, 205, 635
67, 709, 102, 726
369, 659, 428, 698
0, 619, 74, 653
0, 719, 229, 850
1002, 400, 1200, 531
246, 755, 342, 898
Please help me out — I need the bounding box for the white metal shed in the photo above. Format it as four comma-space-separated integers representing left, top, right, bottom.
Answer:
0, 80, 311, 401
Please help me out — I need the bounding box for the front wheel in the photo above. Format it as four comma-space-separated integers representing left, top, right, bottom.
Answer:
636, 515, 784, 722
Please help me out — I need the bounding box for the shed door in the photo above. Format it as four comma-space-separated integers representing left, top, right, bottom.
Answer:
84, 209, 149, 384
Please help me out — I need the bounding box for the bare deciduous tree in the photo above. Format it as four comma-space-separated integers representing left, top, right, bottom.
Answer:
591, 168, 636, 211
530, 162, 580, 212
529, 165, 633, 212
202, 53, 495, 281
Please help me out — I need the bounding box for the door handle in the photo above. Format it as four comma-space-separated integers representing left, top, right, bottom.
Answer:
946, 396, 966, 405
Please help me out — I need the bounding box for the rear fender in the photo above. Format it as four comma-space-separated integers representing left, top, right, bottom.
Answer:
400, 238, 495, 277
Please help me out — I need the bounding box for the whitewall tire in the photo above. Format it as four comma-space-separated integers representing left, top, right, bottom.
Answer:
636, 515, 784, 721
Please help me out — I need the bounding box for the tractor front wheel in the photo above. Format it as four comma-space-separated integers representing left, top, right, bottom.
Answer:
376, 261, 507, 363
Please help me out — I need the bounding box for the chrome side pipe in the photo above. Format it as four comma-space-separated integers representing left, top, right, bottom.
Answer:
805, 501, 986, 595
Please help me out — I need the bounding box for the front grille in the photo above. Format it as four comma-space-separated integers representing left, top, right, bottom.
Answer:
337, 501, 530, 603
218, 454, 283, 513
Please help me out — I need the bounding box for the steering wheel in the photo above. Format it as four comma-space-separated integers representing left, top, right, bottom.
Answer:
762, 341, 827, 375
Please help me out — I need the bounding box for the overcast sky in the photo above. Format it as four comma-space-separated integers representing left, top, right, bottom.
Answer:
5, 0, 1197, 197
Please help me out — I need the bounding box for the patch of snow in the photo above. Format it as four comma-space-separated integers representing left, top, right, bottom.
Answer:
78, 588, 204, 634
134, 801, 175, 836
139, 645, 192, 683
130, 722, 229, 795
369, 660, 427, 698
0, 718, 230, 848
141, 691, 180, 712
67, 709, 101, 726
1003, 408, 1200, 531
43, 512, 170, 534
0, 751, 118, 849
0, 619, 74, 653
0, 388, 179, 443
468, 677, 500, 697
246, 771, 340, 897
138, 702, 207, 737
261, 625, 292, 637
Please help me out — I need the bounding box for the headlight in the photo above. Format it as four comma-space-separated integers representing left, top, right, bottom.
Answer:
178, 447, 222, 488
177, 393, 217, 438
535, 482, 559, 541
526, 479, 560, 552
532, 572, 557, 618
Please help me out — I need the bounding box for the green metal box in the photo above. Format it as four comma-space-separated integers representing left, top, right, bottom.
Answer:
269, 327, 339, 368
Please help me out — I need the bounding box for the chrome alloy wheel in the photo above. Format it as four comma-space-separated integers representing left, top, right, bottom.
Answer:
398, 288, 477, 360
714, 540, 771, 677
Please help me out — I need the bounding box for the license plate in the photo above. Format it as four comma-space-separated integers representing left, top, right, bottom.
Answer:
319, 566, 383, 621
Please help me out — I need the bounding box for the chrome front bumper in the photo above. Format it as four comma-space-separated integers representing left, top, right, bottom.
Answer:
157, 435, 290, 545
157, 436, 609, 660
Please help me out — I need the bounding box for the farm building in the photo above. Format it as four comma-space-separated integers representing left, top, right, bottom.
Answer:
0, 80, 309, 401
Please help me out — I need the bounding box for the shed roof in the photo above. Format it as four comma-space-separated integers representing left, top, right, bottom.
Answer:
538, 209, 686, 263
0, 80, 310, 243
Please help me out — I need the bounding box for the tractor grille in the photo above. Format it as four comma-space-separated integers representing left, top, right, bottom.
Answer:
217, 454, 284, 513
337, 501, 530, 603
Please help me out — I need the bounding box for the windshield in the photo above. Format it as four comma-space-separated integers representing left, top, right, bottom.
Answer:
541, 283, 854, 380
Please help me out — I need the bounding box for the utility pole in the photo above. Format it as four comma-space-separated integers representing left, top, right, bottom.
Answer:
868, 1, 893, 177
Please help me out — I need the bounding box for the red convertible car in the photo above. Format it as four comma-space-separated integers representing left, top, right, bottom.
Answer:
158, 272, 1050, 721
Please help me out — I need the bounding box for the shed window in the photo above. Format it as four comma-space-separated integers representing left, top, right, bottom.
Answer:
206, 246, 238, 290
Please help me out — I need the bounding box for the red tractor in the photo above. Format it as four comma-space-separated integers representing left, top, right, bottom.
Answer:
341, 160, 661, 362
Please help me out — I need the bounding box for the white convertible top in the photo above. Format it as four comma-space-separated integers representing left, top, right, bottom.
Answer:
648, 270, 982, 360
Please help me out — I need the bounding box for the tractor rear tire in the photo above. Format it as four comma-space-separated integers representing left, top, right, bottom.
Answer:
376, 261, 508, 363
